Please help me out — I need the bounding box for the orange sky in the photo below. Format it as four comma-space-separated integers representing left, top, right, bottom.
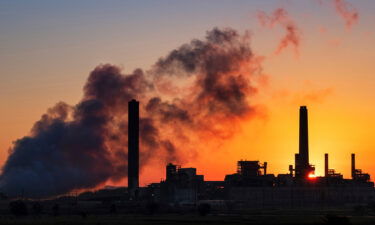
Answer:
1, 1, 375, 188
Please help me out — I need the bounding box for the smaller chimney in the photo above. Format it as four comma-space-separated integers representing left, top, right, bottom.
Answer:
325, 153, 329, 177
263, 162, 267, 175
351, 153, 356, 179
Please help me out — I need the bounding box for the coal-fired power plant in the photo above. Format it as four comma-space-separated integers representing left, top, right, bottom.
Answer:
1, 103, 370, 209
143, 105, 375, 207
128, 99, 139, 197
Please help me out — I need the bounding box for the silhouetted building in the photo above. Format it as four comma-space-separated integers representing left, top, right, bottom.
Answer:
160, 163, 204, 203
225, 161, 274, 188
128, 99, 139, 198
351, 153, 370, 182
324, 153, 342, 179
146, 106, 375, 208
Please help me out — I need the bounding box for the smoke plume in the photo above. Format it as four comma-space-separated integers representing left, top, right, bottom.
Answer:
332, 0, 359, 29
257, 8, 301, 55
315, 0, 359, 29
0, 28, 265, 198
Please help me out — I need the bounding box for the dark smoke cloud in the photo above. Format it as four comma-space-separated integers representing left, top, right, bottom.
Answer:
0, 27, 265, 198
257, 8, 301, 56
146, 97, 191, 123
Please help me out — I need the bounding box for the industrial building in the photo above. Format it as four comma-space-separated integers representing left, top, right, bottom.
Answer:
127, 101, 374, 208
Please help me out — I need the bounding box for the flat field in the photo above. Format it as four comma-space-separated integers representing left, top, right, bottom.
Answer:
0, 211, 374, 225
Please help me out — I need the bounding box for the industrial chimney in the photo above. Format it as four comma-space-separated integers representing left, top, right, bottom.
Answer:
325, 153, 329, 177
299, 106, 309, 167
351, 153, 356, 179
295, 106, 312, 178
128, 99, 139, 197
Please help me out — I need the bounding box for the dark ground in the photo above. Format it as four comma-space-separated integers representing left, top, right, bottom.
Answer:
0, 210, 375, 225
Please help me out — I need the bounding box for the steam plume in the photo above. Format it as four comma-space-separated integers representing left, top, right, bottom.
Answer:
0, 28, 264, 198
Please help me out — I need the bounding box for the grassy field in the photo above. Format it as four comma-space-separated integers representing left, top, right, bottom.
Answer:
0, 212, 374, 225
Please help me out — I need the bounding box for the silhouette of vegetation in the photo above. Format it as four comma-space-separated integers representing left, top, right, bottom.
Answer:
197, 203, 211, 216
322, 214, 351, 225
9, 200, 28, 217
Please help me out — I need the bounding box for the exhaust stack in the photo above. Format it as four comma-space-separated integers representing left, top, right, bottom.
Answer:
351, 153, 355, 179
295, 106, 314, 178
128, 99, 140, 197
299, 106, 309, 167
325, 153, 329, 177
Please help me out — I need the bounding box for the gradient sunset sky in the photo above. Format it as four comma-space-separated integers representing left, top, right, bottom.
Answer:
1, 0, 375, 186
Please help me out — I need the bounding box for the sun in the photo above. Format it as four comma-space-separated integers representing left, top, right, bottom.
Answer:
308, 172, 317, 179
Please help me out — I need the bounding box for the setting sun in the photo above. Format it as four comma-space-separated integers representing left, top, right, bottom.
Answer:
308, 173, 317, 179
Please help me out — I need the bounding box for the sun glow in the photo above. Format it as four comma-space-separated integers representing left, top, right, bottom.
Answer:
308, 173, 317, 179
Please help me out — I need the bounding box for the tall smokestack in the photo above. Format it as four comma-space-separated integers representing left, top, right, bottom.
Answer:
128, 99, 139, 196
325, 153, 329, 177
351, 153, 356, 179
299, 106, 309, 167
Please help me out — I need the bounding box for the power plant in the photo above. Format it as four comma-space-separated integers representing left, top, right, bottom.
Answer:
125, 102, 374, 208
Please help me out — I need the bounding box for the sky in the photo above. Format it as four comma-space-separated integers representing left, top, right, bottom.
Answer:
1, 0, 375, 189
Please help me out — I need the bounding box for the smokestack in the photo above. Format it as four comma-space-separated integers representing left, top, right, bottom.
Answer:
325, 153, 329, 177
128, 99, 139, 196
351, 153, 355, 179
263, 162, 267, 175
299, 106, 309, 167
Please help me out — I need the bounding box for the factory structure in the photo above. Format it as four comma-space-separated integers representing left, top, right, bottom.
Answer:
126, 100, 374, 208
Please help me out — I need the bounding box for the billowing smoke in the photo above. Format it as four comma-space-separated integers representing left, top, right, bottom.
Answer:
0, 27, 264, 198
257, 8, 301, 55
